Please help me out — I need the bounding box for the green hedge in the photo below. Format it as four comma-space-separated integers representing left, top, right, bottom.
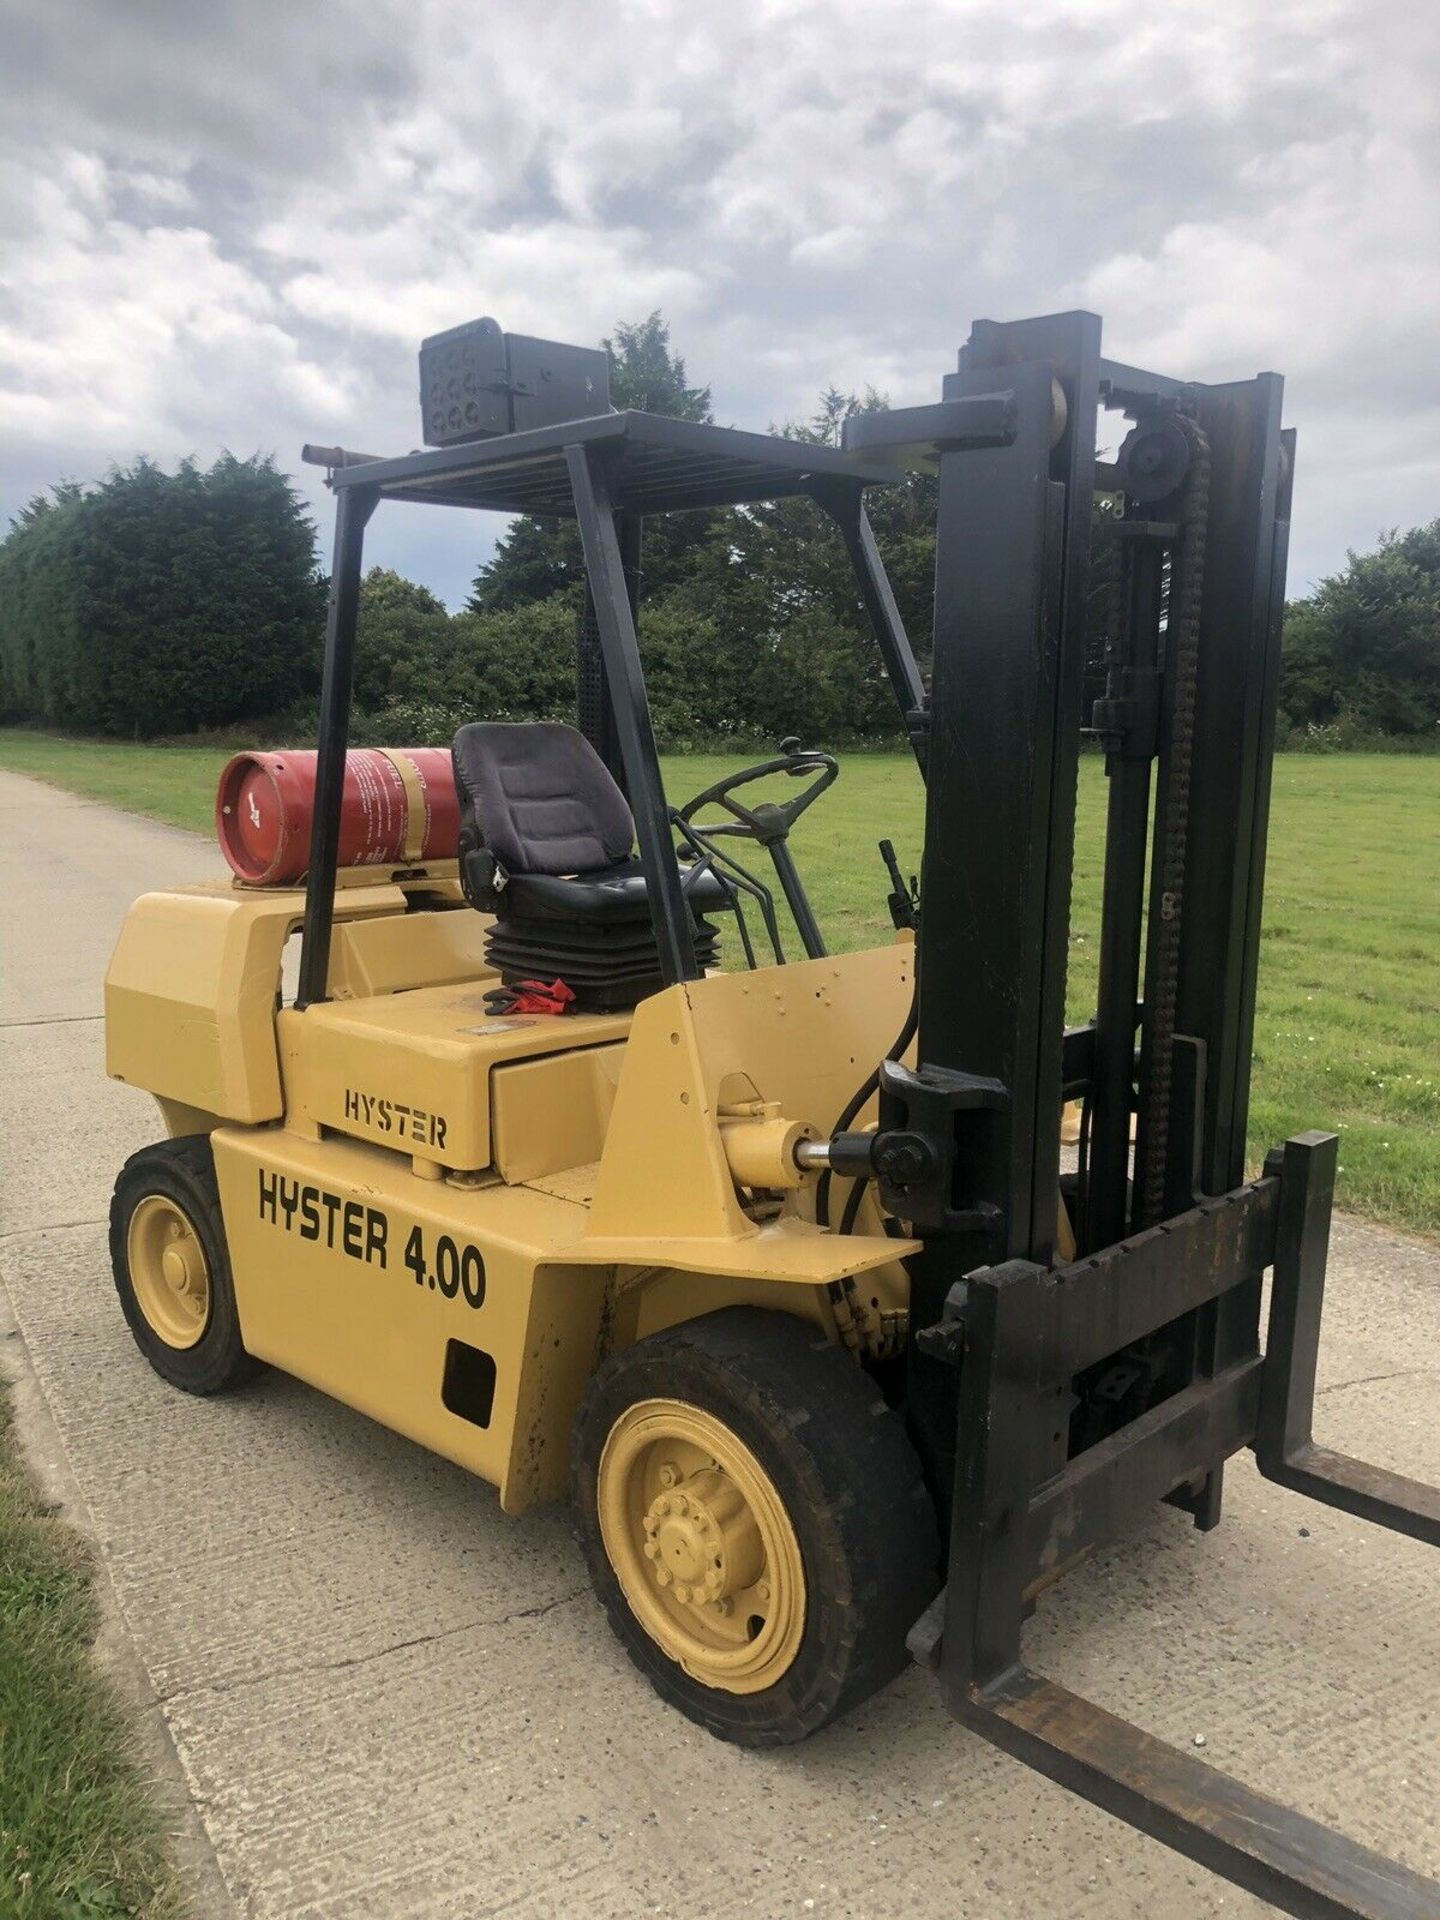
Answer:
0, 456, 325, 736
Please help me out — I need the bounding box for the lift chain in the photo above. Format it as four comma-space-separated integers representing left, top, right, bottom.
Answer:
1135, 413, 1211, 1227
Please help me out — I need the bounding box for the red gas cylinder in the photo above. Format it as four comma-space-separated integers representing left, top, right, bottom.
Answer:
216, 747, 461, 885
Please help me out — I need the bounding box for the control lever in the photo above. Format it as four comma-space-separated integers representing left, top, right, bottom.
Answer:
879, 839, 918, 931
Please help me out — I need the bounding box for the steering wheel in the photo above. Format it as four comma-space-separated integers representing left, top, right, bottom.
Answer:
677, 736, 838, 847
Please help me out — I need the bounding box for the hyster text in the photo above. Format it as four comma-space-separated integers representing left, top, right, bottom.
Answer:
258, 1168, 388, 1265
343, 1088, 448, 1149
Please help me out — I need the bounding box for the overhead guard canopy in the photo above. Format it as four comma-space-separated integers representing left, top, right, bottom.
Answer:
324, 408, 922, 517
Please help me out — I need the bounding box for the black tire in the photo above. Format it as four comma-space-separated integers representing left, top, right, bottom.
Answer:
572, 1307, 939, 1746
109, 1136, 258, 1395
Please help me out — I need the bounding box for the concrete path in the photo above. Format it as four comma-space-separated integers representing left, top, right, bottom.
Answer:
1, 763, 1437, 1920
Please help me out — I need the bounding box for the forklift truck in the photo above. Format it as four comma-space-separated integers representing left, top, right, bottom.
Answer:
105, 311, 1440, 1916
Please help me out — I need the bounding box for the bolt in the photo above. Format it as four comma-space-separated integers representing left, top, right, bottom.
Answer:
712, 1598, 733, 1617
756, 1581, 770, 1603
658, 1463, 679, 1488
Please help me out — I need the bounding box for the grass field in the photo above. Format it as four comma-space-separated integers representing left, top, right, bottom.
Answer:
0, 1386, 179, 1919
1, 728, 1436, 1236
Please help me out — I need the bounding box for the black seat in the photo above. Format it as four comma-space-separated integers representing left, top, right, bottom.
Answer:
490, 855, 731, 925
452, 722, 724, 1007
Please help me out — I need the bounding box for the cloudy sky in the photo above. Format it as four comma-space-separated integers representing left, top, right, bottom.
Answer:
3, 0, 1437, 608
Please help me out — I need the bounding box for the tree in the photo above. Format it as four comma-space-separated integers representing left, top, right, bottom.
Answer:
365, 597, 582, 745
0, 484, 86, 722
469, 312, 719, 614
640, 384, 934, 743
354, 567, 450, 713
467, 514, 584, 614
464, 319, 943, 746
1279, 522, 1440, 738
0, 455, 325, 735
603, 312, 711, 421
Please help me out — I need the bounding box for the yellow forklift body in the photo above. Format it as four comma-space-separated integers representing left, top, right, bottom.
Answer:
110, 883, 920, 1512
279, 990, 632, 1174
209, 1123, 603, 1512
104, 871, 487, 1132
106, 884, 298, 1125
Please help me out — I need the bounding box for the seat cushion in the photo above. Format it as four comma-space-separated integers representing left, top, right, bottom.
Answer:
496, 856, 730, 926
453, 721, 634, 875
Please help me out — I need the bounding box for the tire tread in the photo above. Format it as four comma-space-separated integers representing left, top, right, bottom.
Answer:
572, 1308, 938, 1746
109, 1135, 258, 1395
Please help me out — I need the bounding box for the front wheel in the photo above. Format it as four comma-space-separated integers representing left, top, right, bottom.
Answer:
571, 1308, 938, 1746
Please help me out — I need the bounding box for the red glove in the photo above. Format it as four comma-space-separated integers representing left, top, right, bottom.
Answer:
483, 978, 576, 1017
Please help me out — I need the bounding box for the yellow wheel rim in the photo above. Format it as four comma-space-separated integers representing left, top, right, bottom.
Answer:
597, 1397, 806, 1695
127, 1194, 211, 1350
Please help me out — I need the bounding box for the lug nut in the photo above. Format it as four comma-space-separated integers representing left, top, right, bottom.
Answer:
643, 1541, 659, 1560
655, 1568, 672, 1587
674, 1582, 692, 1604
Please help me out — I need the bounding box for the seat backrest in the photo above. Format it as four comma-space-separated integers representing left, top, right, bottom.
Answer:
452, 722, 635, 875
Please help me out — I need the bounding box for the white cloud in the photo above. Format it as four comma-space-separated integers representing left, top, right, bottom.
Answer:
0, 163, 353, 448
1, 0, 1437, 607
273, 218, 704, 349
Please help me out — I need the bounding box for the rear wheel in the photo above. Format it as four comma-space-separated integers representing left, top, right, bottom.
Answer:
572, 1308, 938, 1745
109, 1137, 257, 1395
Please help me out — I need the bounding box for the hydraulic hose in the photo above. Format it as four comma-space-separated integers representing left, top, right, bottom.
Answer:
838, 1170, 869, 1236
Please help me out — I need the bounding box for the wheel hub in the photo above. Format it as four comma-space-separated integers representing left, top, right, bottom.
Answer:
643, 1468, 763, 1605
127, 1194, 211, 1350
161, 1234, 201, 1296
596, 1397, 807, 1694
